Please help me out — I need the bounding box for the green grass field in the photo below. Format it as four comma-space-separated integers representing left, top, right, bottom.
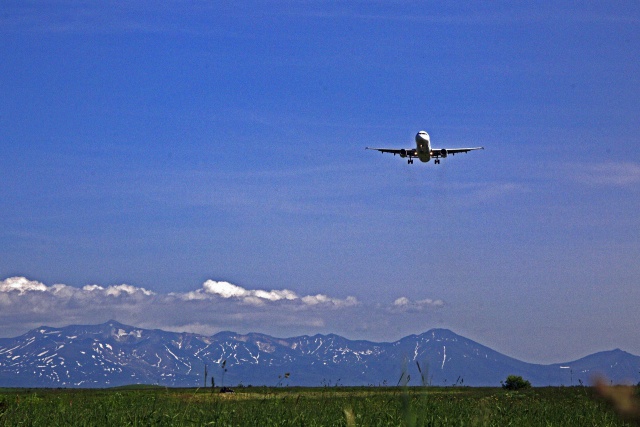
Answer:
0, 386, 634, 426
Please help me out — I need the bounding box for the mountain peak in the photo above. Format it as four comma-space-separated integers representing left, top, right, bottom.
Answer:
425, 328, 458, 337
103, 319, 129, 328
403, 328, 460, 342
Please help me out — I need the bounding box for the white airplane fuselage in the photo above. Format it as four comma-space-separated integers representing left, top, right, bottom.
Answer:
415, 131, 432, 163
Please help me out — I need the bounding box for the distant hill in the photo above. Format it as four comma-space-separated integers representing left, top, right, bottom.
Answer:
0, 321, 638, 387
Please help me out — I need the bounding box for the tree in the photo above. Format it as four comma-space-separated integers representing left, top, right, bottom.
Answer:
501, 375, 531, 390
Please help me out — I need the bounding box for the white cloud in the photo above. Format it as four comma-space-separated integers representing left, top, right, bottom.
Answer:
393, 297, 411, 306
0, 277, 155, 299
0, 277, 444, 340
203, 280, 249, 298
0, 277, 48, 294
180, 280, 355, 307
391, 297, 445, 312
202, 280, 299, 303
302, 294, 359, 307
105, 284, 155, 297
0, 277, 356, 308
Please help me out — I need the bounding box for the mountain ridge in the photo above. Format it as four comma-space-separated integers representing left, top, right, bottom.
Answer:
0, 321, 638, 388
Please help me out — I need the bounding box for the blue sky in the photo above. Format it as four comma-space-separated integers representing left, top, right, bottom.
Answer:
1, 2, 639, 364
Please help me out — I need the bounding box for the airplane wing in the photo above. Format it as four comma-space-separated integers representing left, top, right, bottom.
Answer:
440, 147, 484, 155
365, 147, 417, 156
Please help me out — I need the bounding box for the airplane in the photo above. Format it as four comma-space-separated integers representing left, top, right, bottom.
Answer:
366, 131, 484, 164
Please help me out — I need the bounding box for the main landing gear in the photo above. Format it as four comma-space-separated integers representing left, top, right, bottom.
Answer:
409, 158, 441, 164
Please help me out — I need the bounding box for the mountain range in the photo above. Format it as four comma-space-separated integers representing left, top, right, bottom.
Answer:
0, 321, 638, 388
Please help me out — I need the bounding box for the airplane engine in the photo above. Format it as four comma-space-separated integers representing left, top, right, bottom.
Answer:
440, 148, 448, 158
399, 149, 407, 158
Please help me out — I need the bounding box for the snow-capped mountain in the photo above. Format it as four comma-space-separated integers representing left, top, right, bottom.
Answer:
0, 321, 638, 387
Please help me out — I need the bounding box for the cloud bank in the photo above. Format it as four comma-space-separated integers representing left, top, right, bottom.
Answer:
0, 277, 443, 340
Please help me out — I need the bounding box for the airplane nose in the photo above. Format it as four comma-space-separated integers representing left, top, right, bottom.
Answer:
415, 132, 428, 143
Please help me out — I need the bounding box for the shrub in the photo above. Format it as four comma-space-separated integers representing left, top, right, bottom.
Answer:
502, 375, 531, 390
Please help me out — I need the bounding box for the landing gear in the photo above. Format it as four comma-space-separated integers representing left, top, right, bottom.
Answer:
408, 159, 414, 164
434, 159, 441, 164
